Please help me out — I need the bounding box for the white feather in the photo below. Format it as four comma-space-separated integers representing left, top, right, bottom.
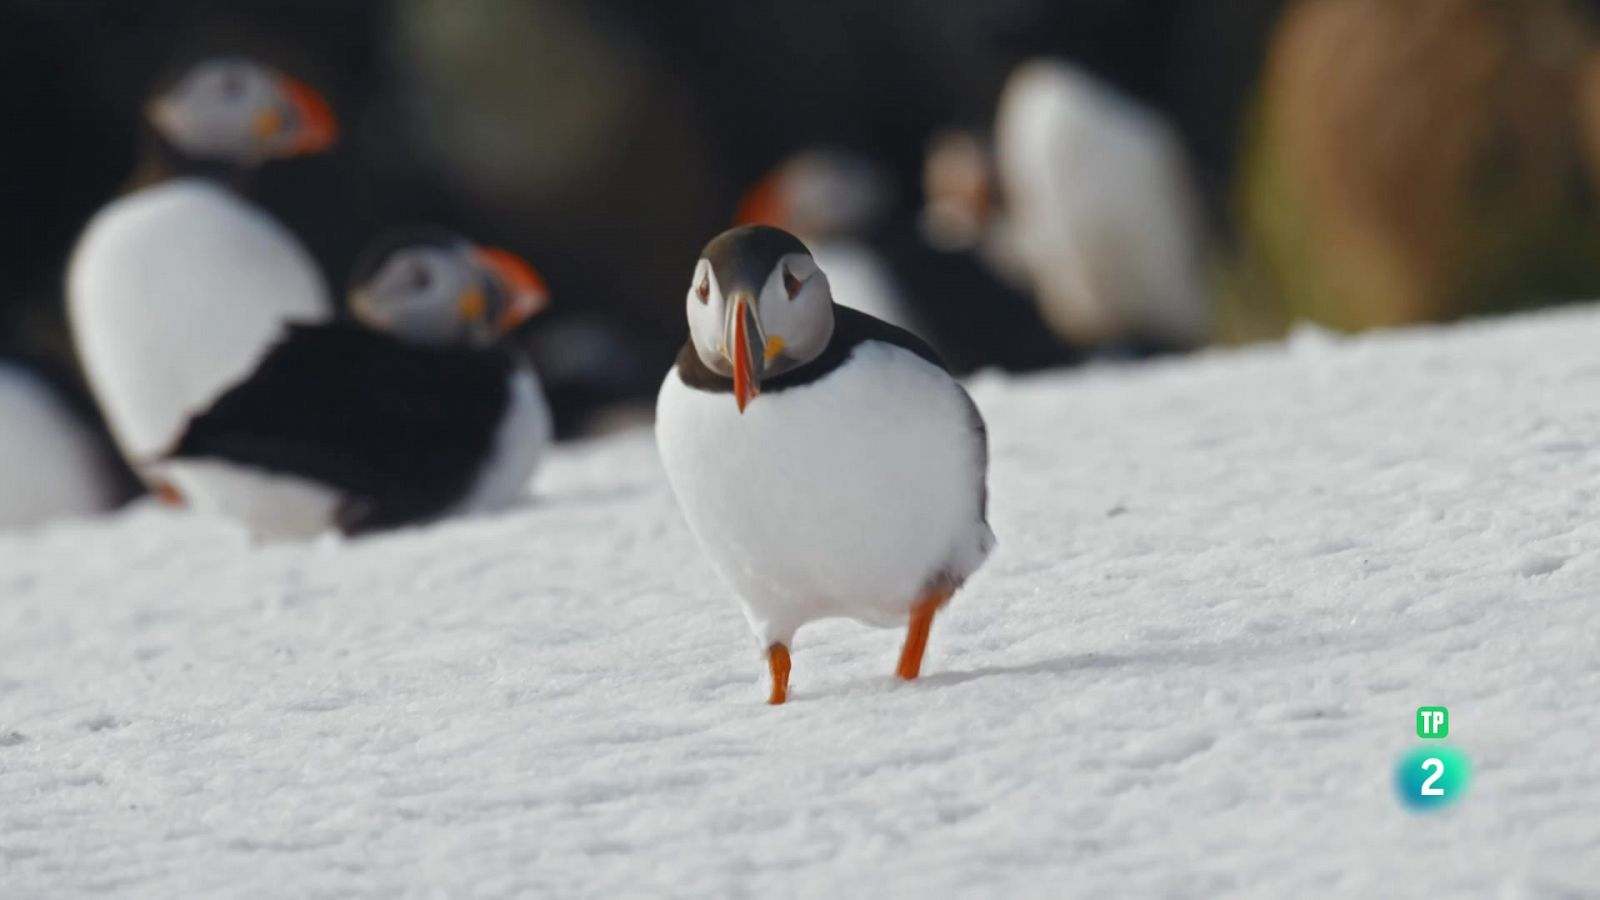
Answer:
164, 459, 342, 540
0, 363, 117, 529
68, 178, 331, 470
656, 342, 993, 648
995, 60, 1211, 348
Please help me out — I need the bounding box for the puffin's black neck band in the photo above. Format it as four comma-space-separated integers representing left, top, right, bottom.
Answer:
676, 305, 947, 396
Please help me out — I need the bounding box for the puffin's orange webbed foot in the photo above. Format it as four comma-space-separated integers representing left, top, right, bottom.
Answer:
768, 643, 791, 705
896, 591, 949, 680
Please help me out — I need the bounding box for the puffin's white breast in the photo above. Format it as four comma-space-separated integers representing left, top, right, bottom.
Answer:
656, 342, 993, 646
0, 363, 117, 529
68, 178, 331, 469
453, 364, 553, 515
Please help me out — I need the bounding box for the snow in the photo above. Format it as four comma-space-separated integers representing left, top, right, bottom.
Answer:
4, 306, 1600, 897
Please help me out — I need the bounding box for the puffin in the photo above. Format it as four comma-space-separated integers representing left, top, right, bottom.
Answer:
656, 225, 995, 705
993, 59, 1212, 354
0, 358, 120, 529
68, 57, 338, 492
163, 234, 553, 539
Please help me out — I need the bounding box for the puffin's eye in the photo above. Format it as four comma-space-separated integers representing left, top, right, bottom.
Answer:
220, 72, 246, 100
782, 265, 804, 300
408, 264, 432, 291
695, 276, 710, 304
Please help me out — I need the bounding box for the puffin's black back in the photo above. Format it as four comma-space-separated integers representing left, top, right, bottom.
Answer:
170, 322, 515, 534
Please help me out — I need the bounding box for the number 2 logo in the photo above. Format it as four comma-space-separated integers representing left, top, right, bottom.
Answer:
1420, 758, 1445, 796
1397, 746, 1467, 810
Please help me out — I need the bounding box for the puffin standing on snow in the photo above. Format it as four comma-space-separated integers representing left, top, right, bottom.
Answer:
69, 57, 338, 491
656, 225, 995, 705
163, 234, 553, 539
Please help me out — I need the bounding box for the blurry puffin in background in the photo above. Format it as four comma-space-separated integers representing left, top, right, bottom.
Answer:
739, 149, 1078, 375
734, 150, 921, 335
0, 358, 120, 529
69, 57, 338, 494
657, 225, 994, 705
990, 60, 1212, 354
922, 129, 1037, 291
164, 233, 552, 539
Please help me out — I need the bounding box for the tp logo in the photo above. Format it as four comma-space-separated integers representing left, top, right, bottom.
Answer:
1416, 706, 1448, 739
1397, 706, 1469, 812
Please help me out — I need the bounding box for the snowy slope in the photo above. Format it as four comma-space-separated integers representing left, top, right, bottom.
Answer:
4, 306, 1600, 897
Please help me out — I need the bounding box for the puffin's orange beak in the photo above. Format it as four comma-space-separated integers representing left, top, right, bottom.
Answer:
730, 294, 763, 413
474, 246, 549, 333
276, 75, 338, 155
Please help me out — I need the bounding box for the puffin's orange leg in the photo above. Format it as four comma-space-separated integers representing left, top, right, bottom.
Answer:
768, 643, 791, 705
896, 591, 950, 680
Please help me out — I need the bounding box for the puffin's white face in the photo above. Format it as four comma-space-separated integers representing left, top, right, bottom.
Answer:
351, 241, 548, 348
687, 225, 834, 412
148, 59, 337, 165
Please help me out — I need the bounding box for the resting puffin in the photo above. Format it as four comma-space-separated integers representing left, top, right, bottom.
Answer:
0, 358, 119, 529
656, 225, 995, 705
68, 57, 338, 491
163, 234, 552, 539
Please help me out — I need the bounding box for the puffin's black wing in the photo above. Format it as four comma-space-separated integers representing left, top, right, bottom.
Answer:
170, 322, 514, 533
826, 304, 947, 369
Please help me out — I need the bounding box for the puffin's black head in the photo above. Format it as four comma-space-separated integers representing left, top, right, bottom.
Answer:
147, 57, 337, 166
685, 225, 835, 413
349, 229, 548, 348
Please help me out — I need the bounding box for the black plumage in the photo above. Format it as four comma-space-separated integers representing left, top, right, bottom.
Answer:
169, 321, 516, 534
869, 221, 1083, 374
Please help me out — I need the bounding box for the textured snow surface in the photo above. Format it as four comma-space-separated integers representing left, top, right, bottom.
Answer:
4, 308, 1600, 897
